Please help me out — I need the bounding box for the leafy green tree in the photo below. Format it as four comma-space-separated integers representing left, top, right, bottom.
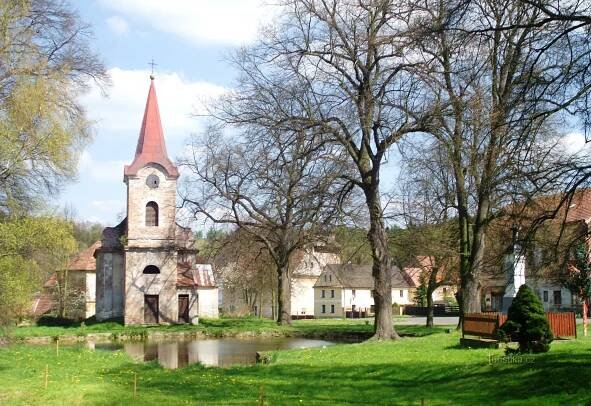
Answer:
72, 221, 104, 250
0, 0, 107, 214
413, 283, 427, 307
0, 216, 77, 325
499, 285, 553, 353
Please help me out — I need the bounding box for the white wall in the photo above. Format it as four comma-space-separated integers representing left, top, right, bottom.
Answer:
392, 288, 411, 305
291, 276, 317, 315
198, 288, 219, 318
85, 271, 96, 318
528, 281, 574, 311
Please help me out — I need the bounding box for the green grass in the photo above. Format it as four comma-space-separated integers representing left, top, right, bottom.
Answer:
0, 321, 589, 404
6, 317, 289, 339
5, 316, 412, 340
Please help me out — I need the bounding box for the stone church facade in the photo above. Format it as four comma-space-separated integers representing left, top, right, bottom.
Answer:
95, 77, 218, 325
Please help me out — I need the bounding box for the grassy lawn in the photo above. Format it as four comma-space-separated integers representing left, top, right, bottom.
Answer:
0, 321, 589, 405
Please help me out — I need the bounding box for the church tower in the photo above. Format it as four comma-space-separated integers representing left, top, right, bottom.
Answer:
95, 76, 218, 325
122, 77, 180, 325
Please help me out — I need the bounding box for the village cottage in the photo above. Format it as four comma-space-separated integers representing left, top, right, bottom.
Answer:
314, 264, 413, 318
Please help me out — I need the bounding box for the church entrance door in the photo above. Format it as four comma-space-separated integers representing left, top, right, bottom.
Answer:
178, 294, 190, 323
144, 295, 159, 324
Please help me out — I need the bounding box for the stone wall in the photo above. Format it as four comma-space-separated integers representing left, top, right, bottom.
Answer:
95, 251, 124, 321
126, 165, 177, 248
124, 248, 178, 325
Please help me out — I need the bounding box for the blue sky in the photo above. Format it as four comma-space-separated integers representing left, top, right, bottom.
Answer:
58, 1, 589, 230
59, 1, 274, 226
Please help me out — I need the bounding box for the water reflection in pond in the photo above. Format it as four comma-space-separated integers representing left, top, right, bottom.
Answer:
92, 337, 333, 369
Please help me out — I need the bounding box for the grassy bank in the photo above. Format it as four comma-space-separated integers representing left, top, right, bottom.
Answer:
0, 324, 589, 404
4, 317, 410, 341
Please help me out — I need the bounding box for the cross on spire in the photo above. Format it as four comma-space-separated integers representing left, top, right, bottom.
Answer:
148, 58, 158, 79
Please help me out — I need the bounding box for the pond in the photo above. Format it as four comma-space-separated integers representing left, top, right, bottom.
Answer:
89, 337, 334, 369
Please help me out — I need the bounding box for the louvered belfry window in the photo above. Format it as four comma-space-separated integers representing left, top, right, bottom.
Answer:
146, 201, 159, 226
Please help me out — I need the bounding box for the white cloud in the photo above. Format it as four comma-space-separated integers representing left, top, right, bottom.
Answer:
106, 15, 129, 35
97, 0, 276, 46
81, 67, 226, 139
79, 150, 127, 182
560, 132, 591, 155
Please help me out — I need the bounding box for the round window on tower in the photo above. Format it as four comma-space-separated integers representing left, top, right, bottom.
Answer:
146, 174, 160, 189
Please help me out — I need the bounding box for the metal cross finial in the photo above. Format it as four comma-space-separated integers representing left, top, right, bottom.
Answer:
148, 58, 158, 79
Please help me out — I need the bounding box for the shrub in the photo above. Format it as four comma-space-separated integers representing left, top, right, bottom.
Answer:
36, 315, 77, 327
498, 285, 553, 353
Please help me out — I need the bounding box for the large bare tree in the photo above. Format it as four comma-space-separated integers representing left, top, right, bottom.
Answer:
212, 0, 432, 339
407, 0, 591, 320
180, 124, 349, 325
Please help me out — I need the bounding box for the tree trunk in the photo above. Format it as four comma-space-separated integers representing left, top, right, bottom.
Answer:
271, 285, 276, 321
583, 298, 588, 337
276, 262, 292, 325
461, 273, 481, 314
455, 289, 462, 330
426, 267, 439, 328
426, 290, 435, 328
365, 187, 398, 340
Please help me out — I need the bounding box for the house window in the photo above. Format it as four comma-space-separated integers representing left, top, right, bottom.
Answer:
324, 275, 327, 282
553, 290, 562, 306
331, 289, 335, 298
321, 290, 326, 298
321, 304, 326, 313
329, 275, 332, 282
400, 290, 404, 298
143, 265, 160, 274
543, 291, 548, 302
331, 304, 335, 313
352, 289, 356, 297
443, 287, 447, 294
146, 201, 159, 226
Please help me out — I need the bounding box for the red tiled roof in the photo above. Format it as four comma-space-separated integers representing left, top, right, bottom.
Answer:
68, 241, 100, 271
177, 263, 217, 288
43, 273, 57, 289
403, 256, 452, 287
506, 188, 591, 225
31, 293, 54, 315
124, 79, 179, 178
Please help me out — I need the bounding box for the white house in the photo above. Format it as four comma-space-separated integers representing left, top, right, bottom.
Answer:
313, 264, 413, 318
291, 245, 341, 317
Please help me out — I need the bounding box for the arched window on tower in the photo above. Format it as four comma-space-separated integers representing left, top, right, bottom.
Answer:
143, 265, 160, 274
146, 201, 159, 226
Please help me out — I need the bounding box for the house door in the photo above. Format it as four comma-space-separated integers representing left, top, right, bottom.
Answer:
178, 294, 190, 323
144, 295, 159, 324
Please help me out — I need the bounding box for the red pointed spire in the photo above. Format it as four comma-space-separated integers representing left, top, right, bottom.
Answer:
124, 78, 179, 178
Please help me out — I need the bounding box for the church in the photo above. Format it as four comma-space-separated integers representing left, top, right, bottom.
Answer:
95, 76, 218, 325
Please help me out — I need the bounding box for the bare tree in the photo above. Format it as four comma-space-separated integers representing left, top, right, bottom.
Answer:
391, 141, 459, 328
211, 0, 432, 339
406, 0, 591, 321
180, 124, 349, 325
214, 230, 278, 317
